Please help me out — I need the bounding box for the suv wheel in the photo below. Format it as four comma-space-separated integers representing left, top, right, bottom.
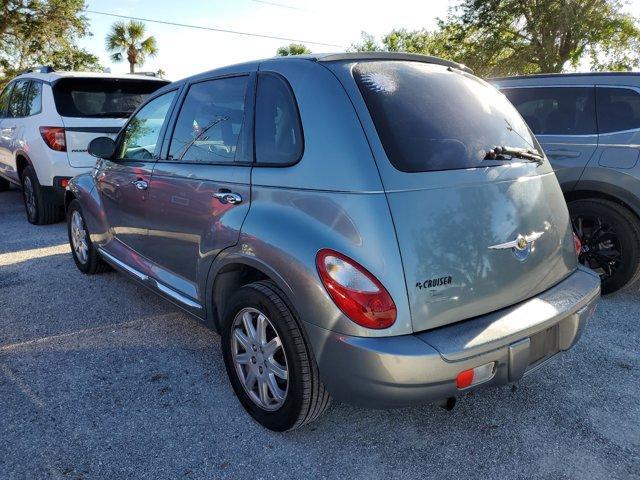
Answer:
221, 280, 331, 431
67, 199, 109, 274
21, 166, 62, 224
570, 198, 640, 294
0, 176, 9, 192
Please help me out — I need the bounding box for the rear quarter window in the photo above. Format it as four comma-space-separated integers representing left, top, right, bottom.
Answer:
501, 87, 597, 136
596, 87, 640, 133
353, 61, 538, 173
255, 72, 303, 165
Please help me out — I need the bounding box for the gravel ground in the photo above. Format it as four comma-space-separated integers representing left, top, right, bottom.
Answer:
0, 186, 638, 480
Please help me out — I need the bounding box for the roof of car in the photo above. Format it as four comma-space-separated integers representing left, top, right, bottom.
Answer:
161, 52, 474, 91
13, 70, 169, 84
490, 71, 640, 81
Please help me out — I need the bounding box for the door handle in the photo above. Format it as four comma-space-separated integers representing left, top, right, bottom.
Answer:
131, 179, 149, 190
213, 191, 242, 205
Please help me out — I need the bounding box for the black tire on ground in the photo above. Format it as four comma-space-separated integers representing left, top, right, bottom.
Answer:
221, 280, 331, 431
569, 198, 640, 294
66, 199, 109, 275
0, 176, 9, 192
21, 165, 62, 225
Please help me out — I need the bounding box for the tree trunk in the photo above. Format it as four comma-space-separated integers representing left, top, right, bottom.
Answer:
129, 62, 134, 73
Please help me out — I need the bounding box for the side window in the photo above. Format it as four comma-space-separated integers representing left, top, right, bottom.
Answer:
255, 73, 303, 165
501, 87, 596, 136
168, 76, 248, 163
24, 81, 42, 116
597, 87, 640, 134
0, 83, 13, 118
117, 90, 177, 161
8, 80, 29, 118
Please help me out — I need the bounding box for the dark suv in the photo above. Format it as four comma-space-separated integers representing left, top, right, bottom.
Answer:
492, 73, 640, 293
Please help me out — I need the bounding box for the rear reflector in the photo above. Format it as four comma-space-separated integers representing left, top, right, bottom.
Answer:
456, 362, 496, 389
58, 178, 70, 189
39, 126, 66, 151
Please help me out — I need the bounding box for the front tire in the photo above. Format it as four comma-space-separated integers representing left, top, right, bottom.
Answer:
570, 198, 640, 294
21, 165, 62, 225
67, 199, 109, 275
221, 280, 331, 431
0, 176, 9, 192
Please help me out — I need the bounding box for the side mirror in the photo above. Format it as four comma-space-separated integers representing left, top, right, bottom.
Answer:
88, 136, 116, 159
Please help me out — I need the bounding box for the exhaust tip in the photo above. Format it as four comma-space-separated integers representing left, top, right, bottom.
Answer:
438, 397, 456, 411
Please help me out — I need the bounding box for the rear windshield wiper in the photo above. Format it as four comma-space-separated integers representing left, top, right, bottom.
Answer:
484, 145, 544, 164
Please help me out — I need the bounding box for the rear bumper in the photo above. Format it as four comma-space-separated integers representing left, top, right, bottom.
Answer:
305, 266, 600, 408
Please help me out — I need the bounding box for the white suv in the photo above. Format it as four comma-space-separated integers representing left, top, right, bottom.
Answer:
0, 67, 168, 224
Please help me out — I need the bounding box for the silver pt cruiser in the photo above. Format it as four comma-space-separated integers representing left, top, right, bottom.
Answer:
65, 53, 600, 431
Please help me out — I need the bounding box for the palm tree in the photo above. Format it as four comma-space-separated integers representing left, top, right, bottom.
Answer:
106, 21, 158, 74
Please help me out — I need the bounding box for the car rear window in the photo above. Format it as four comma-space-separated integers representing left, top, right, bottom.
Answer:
53, 78, 168, 118
353, 61, 538, 173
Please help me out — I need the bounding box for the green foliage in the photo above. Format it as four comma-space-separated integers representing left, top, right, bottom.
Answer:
351, 0, 640, 76
350, 32, 382, 52
276, 43, 311, 56
106, 20, 158, 73
0, 0, 101, 86
443, 0, 640, 75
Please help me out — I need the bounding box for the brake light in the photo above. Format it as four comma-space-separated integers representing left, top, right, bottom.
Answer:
573, 232, 582, 255
316, 249, 397, 329
39, 127, 66, 151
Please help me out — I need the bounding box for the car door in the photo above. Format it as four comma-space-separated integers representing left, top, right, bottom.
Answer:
500, 86, 598, 191
96, 89, 178, 259
0, 82, 15, 179
142, 74, 254, 305
0, 80, 29, 182
593, 86, 640, 170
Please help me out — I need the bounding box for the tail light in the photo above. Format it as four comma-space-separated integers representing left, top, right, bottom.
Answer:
316, 249, 397, 329
39, 127, 66, 151
573, 232, 582, 256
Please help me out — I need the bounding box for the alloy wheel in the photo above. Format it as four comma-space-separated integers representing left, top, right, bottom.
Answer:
23, 176, 36, 220
70, 210, 89, 264
572, 213, 622, 280
231, 307, 289, 411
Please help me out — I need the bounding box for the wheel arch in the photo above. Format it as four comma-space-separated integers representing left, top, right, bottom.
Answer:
14, 150, 32, 180
206, 253, 299, 334
565, 185, 640, 222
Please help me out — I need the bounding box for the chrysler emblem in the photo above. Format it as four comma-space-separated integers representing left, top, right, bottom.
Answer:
489, 231, 544, 261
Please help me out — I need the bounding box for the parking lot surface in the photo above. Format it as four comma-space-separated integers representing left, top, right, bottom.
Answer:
0, 187, 638, 480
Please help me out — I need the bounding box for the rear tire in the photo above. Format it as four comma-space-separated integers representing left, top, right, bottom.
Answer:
569, 198, 640, 294
67, 199, 109, 275
221, 280, 331, 431
21, 166, 62, 225
0, 176, 9, 192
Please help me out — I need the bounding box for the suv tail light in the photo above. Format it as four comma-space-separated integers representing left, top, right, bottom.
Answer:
39, 127, 66, 151
573, 232, 582, 256
316, 249, 396, 329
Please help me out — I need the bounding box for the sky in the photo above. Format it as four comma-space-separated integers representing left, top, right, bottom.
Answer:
79, 0, 640, 81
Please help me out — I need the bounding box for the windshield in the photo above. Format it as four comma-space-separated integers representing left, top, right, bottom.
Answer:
353, 61, 539, 172
53, 78, 168, 118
